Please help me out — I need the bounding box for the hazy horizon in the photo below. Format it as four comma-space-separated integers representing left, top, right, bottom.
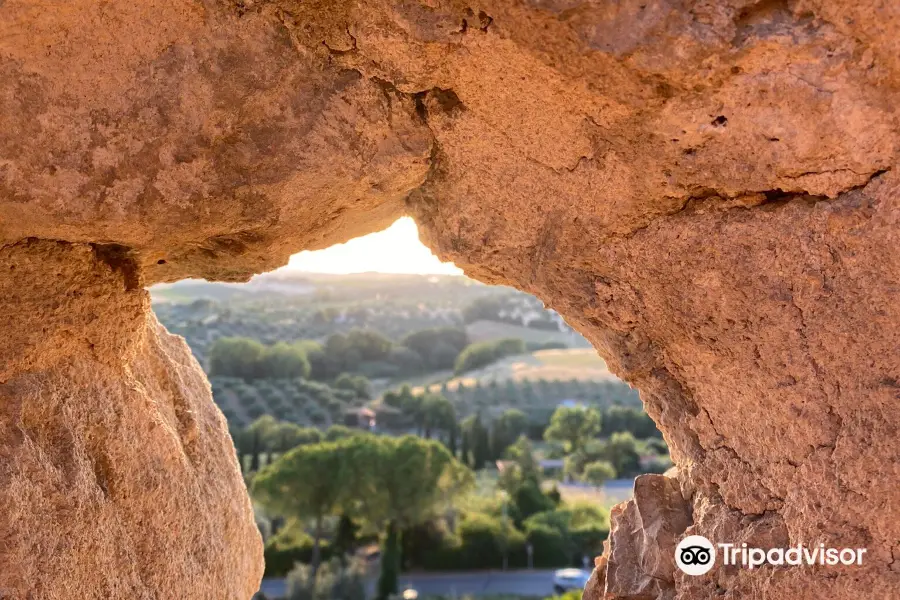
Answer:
282, 217, 463, 276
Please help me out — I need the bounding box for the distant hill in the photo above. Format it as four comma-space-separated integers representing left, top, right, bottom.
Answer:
466, 320, 590, 348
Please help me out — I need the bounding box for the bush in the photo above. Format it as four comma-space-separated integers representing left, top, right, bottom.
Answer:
523, 504, 609, 565
524, 524, 569, 568
454, 338, 526, 374
415, 513, 526, 571
285, 557, 367, 600
401, 328, 469, 370
263, 536, 333, 577
581, 461, 617, 487
209, 337, 311, 380
510, 480, 556, 525
457, 512, 526, 569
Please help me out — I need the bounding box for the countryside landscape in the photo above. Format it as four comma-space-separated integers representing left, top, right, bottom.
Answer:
152, 271, 670, 600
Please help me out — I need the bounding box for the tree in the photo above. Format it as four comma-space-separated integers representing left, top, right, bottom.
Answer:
209, 337, 265, 379
600, 431, 641, 477
344, 329, 393, 362
421, 393, 456, 440
253, 442, 347, 574
543, 406, 602, 453
505, 435, 540, 481
341, 435, 472, 600
334, 373, 372, 400
383, 384, 415, 410
492, 409, 529, 458
454, 338, 526, 375
401, 327, 469, 370
601, 405, 661, 439
266, 421, 305, 454
462, 296, 504, 323
260, 342, 311, 379
325, 425, 358, 442
581, 460, 617, 488
209, 337, 311, 380
246, 415, 278, 471
461, 414, 491, 469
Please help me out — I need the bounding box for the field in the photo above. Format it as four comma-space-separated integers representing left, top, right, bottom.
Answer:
211, 376, 362, 428
553, 481, 635, 509
414, 349, 623, 393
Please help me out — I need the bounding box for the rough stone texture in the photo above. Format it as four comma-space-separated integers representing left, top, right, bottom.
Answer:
603, 475, 692, 600
0, 241, 262, 599
2, 1, 899, 599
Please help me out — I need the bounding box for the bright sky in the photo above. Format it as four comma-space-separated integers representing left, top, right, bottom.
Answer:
285, 217, 463, 275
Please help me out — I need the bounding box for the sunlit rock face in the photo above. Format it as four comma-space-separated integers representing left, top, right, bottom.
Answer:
1, 1, 898, 598
0, 241, 263, 599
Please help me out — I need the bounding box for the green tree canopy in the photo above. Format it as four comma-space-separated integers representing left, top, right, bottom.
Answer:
334, 373, 372, 400
340, 435, 472, 600
454, 338, 526, 374
492, 409, 530, 458
252, 441, 348, 572
543, 405, 602, 453
600, 431, 641, 477
601, 405, 661, 439
401, 327, 469, 370
208, 337, 310, 380
581, 460, 617, 487
209, 337, 265, 379
421, 393, 456, 440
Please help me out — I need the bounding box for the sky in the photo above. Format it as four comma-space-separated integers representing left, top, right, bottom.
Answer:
284, 217, 463, 275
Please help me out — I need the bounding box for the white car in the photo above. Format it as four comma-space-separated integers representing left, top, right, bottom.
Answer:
552, 568, 592, 594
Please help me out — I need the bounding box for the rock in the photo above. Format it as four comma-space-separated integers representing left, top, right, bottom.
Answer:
0, 241, 263, 599
603, 475, 692, 600
1, 1, 898, 598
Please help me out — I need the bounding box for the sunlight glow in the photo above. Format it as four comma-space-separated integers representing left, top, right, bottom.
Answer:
284, 217, 463, 275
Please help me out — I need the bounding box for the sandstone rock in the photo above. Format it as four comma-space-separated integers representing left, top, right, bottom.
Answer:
0, 241, 262, 599
603, 475, 691, 600
1, 1, 899, 598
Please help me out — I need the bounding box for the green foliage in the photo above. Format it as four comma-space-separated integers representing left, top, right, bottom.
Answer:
460, 414, 491, 469
376, 523, 401, 600
263, 529, 333, 577
600, 432, 641, 477
324, 425, 359, 442
253, 441, 348, 570
401, 327, 470, 370
601, 406, 661, 439
342, 435, 473, 529
209, 337, 265, 379
456, 512, 526, 569
285, 557, 367, 600
421, 393, 457, 440
510, 480, 557, 525
581, 460, 617, 487
546, 590, 583, 600
524, 524, 569, 567
523, 503, 609, 565
492, 409, 529, 458
209, 337, 311, 380
333, 373, 372, 400
454, 338, 526, 374
544, 406, 602, 453
462, 296, 504, 323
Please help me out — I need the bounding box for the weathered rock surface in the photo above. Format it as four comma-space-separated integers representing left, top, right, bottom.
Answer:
1, 1, 898, 599
603, 475, 692, 600
0, 241, 263, 599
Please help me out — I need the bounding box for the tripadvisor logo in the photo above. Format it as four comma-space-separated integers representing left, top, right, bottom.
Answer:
675, 535, 868, 576
676, 536, 716, 576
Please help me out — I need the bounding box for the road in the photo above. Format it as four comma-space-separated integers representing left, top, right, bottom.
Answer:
258, 569, 559, 599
